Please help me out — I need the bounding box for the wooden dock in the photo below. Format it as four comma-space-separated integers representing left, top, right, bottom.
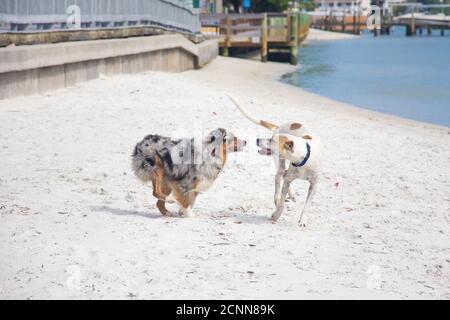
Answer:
310, 11, 449, 37
392, 13, 450, 36
200, 12, 310, 65
310, 13, 367, 35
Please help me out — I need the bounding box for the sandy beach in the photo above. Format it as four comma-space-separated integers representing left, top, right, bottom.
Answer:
1, 30, 449, 299
303, 28, 359, 44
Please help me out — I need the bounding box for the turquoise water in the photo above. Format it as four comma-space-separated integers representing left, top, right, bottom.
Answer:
282, 29, 450, 127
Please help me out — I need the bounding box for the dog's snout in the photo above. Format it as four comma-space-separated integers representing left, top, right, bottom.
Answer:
244, 140, 247, 146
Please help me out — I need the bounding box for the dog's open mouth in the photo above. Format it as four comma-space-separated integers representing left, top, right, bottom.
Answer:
258, 147, 272, 156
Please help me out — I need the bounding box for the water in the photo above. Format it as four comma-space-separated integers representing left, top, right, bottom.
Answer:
282, 28, 450, 127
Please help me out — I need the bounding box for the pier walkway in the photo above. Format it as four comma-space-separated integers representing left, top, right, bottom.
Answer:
200, 12, 310, 65
393, 13, 450, 36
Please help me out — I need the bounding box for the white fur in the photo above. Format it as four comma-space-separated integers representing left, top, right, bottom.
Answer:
230, 95, 322, 227
179, 206, 195, 218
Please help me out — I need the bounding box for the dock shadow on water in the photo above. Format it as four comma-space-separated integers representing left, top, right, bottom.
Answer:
283, 30, 450, 127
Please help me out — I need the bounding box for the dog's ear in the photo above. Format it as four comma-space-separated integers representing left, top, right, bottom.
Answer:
284, 140, 294, 152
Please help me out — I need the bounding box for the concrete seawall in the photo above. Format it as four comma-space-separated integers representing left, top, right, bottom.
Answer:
0, 34, 218, 100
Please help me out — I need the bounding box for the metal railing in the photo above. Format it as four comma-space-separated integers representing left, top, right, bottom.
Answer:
0, 0, 200, 34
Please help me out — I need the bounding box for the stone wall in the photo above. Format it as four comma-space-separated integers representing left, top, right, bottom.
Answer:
0, 34, 218, 100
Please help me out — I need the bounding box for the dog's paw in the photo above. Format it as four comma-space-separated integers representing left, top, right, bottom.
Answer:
297, 218, 307, 228
271, 211, 281, 222
179, 208, 196, 218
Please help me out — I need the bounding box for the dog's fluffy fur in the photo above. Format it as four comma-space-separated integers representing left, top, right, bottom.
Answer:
229, 95, 322, 227
132, 128, 246, 217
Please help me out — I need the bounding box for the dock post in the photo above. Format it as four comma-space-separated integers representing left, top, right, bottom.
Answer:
261, 13, 268, 63
410, 9, 416, 36
290, 13, 299, 66
406, 26, 412, 36
380, 6, 384, 35
384, 9, 391, 35
357, 9, 361, 34
224, 15, 232, 57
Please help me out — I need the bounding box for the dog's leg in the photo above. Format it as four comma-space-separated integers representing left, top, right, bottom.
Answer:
272, 176, 293, 222
156, 200, 175, 217
288, 188, 296, 202
151, 156, 175, 204
298, 176, 318, 227
274, 159, 296, 206
154, 181, 176, 217
151, 167, 168, 201
274, 159, 286, 207
161, 179, 176, 204
178, 192, 198, 218
173, 189, 198, 218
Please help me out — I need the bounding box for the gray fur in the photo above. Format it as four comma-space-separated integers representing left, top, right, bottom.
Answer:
132, 128, 246, 195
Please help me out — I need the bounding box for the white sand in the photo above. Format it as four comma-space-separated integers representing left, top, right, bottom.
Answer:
0, 56, 449, 299
304, 28, 359, 43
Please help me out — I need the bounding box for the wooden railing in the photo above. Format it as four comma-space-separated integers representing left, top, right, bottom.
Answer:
310, 14, 367, 34
200, 12, 310, 65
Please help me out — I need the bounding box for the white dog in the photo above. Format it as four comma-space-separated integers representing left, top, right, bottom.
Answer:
229, 96, 322, 227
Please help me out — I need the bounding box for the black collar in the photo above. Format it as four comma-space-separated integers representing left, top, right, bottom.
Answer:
292, 142, 311, 168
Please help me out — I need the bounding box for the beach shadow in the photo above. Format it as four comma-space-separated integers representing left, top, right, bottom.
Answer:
212, 211, 272, 225
235, 213, 272, 225
90, 205, 164, 219
91, 206, 273, 225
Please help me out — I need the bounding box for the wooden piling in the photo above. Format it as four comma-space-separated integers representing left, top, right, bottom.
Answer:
199, 12, 310, 65
261, 13, 268, 63
374, 28, 379, 37
290, 13, 299, 66
406, 25, 412, 36
411, 9, 416, 36
357, 10, 361, 34
224, 16, 231, 56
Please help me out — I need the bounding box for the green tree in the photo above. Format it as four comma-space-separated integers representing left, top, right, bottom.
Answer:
250, 0, 316, 13
299, 0, 317, 11
251, 0, 289, 12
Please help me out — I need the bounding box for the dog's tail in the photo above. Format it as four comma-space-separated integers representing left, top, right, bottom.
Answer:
227, 95, 279, 131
